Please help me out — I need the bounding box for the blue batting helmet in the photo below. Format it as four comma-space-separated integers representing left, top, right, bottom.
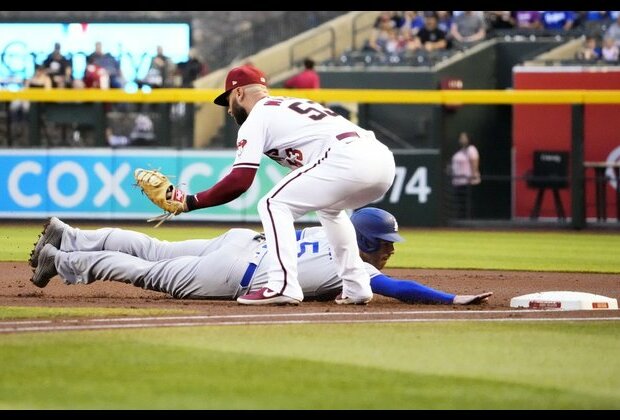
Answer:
350, 207, 405, 253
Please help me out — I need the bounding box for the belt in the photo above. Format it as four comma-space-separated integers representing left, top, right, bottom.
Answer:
336, 131, 360, 141
240, 263, 257, 288
238, 235, 268, 290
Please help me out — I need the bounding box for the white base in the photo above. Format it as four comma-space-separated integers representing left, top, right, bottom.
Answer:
510, 291, 618, 311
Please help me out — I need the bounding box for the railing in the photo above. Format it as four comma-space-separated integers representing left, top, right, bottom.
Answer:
208, 11, 345, 71
351, 12, 377, 50
584, 162, 620, 222
289, 26, 336, 69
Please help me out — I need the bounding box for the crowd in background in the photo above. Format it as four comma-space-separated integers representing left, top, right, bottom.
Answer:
364, 11, 620, 63
27, 41, 209, 91
7, 41, 209, 148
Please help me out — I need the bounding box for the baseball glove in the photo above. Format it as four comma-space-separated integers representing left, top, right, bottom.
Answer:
134, 168, 187, 227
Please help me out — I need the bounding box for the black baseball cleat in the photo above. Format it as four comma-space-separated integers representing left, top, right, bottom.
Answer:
31, 243, 59, 288
29, 217, 68, 269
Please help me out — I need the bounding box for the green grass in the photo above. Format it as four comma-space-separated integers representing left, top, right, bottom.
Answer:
0, 322, 618, 409
392, 230, 620, 272
0, 223, 236, 262
0, 306, 195, 320
2, 223, 619, 273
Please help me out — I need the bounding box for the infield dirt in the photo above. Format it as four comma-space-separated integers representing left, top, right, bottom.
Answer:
1, 262, 618, 322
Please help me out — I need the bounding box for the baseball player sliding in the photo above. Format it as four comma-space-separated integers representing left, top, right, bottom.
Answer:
134, 64, 396, 305
28, 208, 492, 305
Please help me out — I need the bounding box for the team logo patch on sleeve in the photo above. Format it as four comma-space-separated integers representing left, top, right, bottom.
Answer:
236, 139, 248, 157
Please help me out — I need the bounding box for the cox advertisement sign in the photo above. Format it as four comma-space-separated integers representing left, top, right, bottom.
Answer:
0, 149, 290, 222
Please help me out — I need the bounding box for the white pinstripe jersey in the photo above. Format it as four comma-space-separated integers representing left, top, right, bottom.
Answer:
232, 96, 373, 171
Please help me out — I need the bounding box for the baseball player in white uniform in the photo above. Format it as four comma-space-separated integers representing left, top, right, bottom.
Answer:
28, 209, 493, 305
162, 65, 395, 305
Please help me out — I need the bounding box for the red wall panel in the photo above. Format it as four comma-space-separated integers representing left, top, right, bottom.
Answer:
513, 69, 620, 219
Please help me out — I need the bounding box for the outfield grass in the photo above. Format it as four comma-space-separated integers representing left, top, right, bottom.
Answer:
393, 230, 620, 273
2, 223, 619, 273
0, 322, 618, 409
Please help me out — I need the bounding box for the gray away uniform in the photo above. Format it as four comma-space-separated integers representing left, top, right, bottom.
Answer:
54, 226, 380, 300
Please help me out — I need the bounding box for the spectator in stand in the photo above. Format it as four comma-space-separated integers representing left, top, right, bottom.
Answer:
284, 58, 320, 89
514, 11, 542, 29
173, 48, 208, 135
485, 11, 515, 31
541, 11, 576, 31
43, 42, 72, 88
372, 11, 403, 30
87, 42, 123, 88
10, 64, 52, 121
417, 13, 448, 52
399, 30, 422, 54
450, 131, 481, 219
452, 11, 484, 19
82, 56, 109, 89
605, 14, 620, 46
573, 11, 609, 32
400, 11, 425, 37
584, 11, 609, 22
142, 45, 174, 88
366, 12, 396, 52
450, 11, 486, 48
435, 11, 453, 34
575, 35, 601, 61
27, 64, 53, 90
177, 47, 208, 87
383, 28, 402, 55
601, 37, 619, 62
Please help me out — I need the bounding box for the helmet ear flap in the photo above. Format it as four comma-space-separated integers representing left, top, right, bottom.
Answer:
357, 233, 379, 253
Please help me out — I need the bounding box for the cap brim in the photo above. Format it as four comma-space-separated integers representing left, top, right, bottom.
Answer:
214, 89, 232, 106
378, 232, 405, 243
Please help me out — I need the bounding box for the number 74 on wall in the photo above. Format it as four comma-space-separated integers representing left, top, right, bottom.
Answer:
373, 166, 431, 204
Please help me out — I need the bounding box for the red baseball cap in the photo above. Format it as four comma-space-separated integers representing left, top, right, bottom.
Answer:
213, 65, 268, 106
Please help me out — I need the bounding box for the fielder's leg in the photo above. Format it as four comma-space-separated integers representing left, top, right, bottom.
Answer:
316, 208, 372, 303
239, 140, 394, 305
252, 192, 305, 302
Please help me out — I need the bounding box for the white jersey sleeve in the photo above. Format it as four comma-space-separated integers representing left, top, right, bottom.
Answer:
232, 110, 268, 170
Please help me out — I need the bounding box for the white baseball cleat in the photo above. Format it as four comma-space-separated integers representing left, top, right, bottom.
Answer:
452, 292, 493, 305
237, 287, 301, 305
29, 217, 68, 269
335, 293, 373, 305
31, 243, 59, 288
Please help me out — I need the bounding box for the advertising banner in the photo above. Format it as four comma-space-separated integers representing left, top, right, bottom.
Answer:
1, 148, 442, 225
0, 149, 288, 222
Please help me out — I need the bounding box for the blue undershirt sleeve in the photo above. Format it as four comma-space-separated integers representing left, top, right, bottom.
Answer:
370, 274, 455, 304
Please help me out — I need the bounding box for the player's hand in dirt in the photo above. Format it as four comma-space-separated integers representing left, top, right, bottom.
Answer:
452, 292, 493, 305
